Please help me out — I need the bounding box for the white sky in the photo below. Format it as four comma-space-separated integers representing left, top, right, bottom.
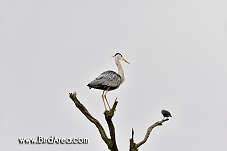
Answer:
1, 0, 227, 151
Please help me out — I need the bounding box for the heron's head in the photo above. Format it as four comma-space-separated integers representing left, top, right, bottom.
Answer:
113, 53, 130, 64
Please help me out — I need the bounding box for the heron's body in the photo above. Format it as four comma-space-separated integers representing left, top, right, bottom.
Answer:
87, 70, 122, 91
87, 53, 129, 111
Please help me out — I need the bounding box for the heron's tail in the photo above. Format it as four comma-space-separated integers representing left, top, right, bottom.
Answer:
87, 84, 92, 89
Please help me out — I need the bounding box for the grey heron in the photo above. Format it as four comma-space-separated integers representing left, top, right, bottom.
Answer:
87, 53, 130, 111
161, 109, 172, 120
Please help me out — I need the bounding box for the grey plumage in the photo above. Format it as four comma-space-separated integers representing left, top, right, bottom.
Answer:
161, 110, 172, 118
87, 70, 122, 91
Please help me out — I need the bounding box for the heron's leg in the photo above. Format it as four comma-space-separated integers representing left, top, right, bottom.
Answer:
102, 90, 107, 111
104, 89, 111, 110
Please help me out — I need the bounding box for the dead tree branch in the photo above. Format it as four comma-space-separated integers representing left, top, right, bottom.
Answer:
69, 91, 118, 151
69, 91, 170, 151
129, 119, 169, 151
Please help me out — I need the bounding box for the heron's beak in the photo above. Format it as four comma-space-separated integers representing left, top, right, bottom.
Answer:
122, 57, 130, 64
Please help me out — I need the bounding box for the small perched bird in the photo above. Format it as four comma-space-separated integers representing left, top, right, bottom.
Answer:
161, 109, 172, 120
87, 53, 130, 111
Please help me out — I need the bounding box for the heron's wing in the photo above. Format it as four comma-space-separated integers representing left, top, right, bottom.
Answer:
101, 71, 122, 87
95, 70, 121, 87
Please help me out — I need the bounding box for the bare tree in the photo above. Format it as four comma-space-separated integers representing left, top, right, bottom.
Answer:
69, 91, 169, 151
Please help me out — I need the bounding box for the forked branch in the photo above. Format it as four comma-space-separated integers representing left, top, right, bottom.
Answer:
69, 91, 118, 151
69, 91, 170, 151
129, 119, 169, 151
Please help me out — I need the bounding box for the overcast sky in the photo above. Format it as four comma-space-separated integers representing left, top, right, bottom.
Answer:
1, 0, 227, 151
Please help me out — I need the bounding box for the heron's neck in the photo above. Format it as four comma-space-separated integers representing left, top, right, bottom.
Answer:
115, 58, 125, 82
